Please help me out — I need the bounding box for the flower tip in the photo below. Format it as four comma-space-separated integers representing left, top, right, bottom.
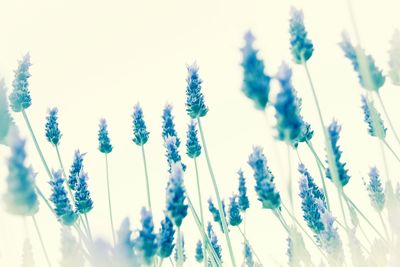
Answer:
244, 30, 255, 44
276, 62, 292, 81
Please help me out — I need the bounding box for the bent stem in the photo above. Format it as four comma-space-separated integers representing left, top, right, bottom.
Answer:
32, 215, 52, 267
105, 154, 116, 246
194, 157, 207, 267
197, 117, 237, 267
141, 145, 153, 214
382, 139, 400, 163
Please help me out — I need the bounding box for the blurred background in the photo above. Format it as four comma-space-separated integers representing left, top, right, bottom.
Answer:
0, 0, 400, 266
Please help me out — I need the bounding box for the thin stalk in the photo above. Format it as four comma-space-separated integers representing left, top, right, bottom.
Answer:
378, 212, 390, 242
141, 145, 153, 213
84, 213, 93, 242
343, 194, 388, 244
236, 226, 263, 266
302, 62, 347, 228
105, 154, 116, 246
158, 258, 164, 267
55, 145, 78, 208
281, 204, 329, 261
306, 141, 331, 211
382, 139, 400, 163
379, 140, 390, 181
197, 117, 237, 267
32, 215, 52, 267
287, 145, 294, 219
169, 257, 176, 267
377, 93, 400, 147
21, 110, 52, 180
34, 185, 54, 215
194, 157, 207, 267
187, 195, 222, 266
176, 227, 183, 267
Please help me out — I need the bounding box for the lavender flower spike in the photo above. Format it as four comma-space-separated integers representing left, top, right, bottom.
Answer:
74, 171, 93, 214
162, 104, 180, 147
68, 150, 86, 190
361, 95, 386, 139
289, 7, 314, 64
157, 214, 175, 259
366, 167, 385, 212
9, 53, 32, 112
185, 63, 208, 118
186, 120, 201, 158
45, 107, 62, 146
98, 118, 113, 154
238, 169, 250, 212
166, 163, 188, 227
132, 103, 149, 146
248, 146, 281, 209
136, 208, 158, 265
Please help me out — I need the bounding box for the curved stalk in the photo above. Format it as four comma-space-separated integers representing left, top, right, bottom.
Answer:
105, 154, 116, 246
141, 145, 153, 214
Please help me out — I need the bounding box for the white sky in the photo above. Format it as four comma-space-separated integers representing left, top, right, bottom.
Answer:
0, 0, 400, 266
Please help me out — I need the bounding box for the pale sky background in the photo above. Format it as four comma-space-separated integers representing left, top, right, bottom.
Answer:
1, 0, 400, 266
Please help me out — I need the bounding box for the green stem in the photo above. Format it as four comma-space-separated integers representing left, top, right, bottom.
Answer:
306, 141, 331, 212
194, 158, 207, 267
378, 140, 390, 181
141, 145, 153, 213
105, 154, 116, 246
169, 257, 176, 267
343, 193, 388, 244
377, 92, 400, 148
32, 215, 52, 267
84, 213, 93, 242
177, 227, 183, 267
55, 145, 77, 205
382, 139, 400, 163
21, 110, 52, 180
186, 195, 222, 266
197, 117, 237, 267
158, 258, 164, 267
287, 145, 294, 219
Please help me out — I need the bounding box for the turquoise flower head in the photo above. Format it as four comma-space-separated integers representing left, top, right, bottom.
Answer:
289, 8, 314, 63
45, 108, 62, 146
248, 146, 281, 209
389, 29, 400, 86
365, 167, 385, 212
3, 136, 39, 216
185, 63, 208, 118
157, 214, 175, 259
237, 169, 250, 212
195, 240, 204, 263
136, 208, 158, 265
244, 243, 254, 267
326, 120, 350, 187
166, 163, 188, 227
207, 223, 222, 263
240, 31, 271, 110
68, 150, 86, 190
114, 218, 138, 265
74, 171, 93, 214
132, 103, 149, 146
361, 95, 386, 139
98, 119, 113, 154
228, 195, 242, 226
274, 63, 313, 146
186, 120, 201, 158
339, 32, 385, 91
49, 170, 77, 225
9, 53, 32, 112
162, 104, 180, 147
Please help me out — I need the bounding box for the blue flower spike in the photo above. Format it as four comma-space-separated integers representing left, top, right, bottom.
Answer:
132, 103, 150, 146
289, 7, 314, 64
45, 108, 62, 146
136, 208, 158, 265
186, 120, 202, 159
166, 163, 188, 227
162, 104, 180, 147
365, 167, 385, 212
240, 31, 271, 110
157, 214, 175, 259
98, 118, 113, 154
74, 171, 93, 214
9, 53, 32, 112
237, 169, 250, 212
361, 95, 386, 139
185, 63, 208, 119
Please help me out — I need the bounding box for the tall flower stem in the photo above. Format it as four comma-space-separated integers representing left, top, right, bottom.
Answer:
22, 110, 52, 180
84, 213, 93, 242
32, 215, 52, 267
176, 227, 183, 267
287, 145, 294, 218
306, 141, 331, 211
343, 194, 388, 244
377, 93, 400, 147
194, 158, 207, 267
197, 117, 237, 267
141, 145, 152, 214
302, 61, 348, 229
105, 154, 116, 246
378, 141, 390, 181
187, 195, 222, 266
382, 139, 400, 163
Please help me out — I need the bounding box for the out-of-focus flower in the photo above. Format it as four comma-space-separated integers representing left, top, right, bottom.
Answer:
361, 95, 386, 139
166, 163, 188, 227
289, 8, 314, 63
9, 53, 32, 112
365, 167, 385, 212
157, 214, 175, 259
60, 227, 85, 267
0, 80, 16, 145
389, 29, 400, 86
